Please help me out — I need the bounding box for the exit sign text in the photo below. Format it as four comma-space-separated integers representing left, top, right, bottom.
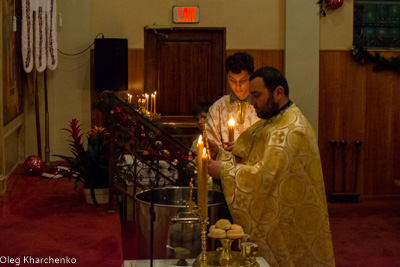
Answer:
173, 6, 199, 23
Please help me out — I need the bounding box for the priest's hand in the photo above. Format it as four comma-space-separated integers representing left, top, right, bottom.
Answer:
208, 139, 219, 159
223, 141, 234, 152
208, 160, 221, 179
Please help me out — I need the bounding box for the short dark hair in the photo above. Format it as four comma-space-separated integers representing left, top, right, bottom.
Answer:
250, 67, 289, 96
225, 52, 254, 75
191, 101, 212, 117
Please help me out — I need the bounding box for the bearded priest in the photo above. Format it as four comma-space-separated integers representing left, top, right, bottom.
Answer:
208, 67, 335, 267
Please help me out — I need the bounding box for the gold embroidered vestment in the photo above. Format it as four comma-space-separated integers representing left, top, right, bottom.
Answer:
217, 104, 335, 267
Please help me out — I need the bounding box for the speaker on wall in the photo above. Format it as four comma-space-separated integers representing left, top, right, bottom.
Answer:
94, 38, 128, 92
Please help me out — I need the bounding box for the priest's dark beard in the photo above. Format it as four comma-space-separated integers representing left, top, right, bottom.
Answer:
255, 95, 280, 120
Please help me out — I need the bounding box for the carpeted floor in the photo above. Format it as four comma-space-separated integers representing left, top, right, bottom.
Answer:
2, 165, 400, 267
0, 165, 123, 267
328, 197, 400, 267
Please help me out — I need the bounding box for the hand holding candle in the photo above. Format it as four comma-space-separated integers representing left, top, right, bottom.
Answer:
228, 115, 235, 142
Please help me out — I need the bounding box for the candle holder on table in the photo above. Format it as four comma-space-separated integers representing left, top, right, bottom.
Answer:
184, 179, 209, 266
186, 182, 259, 266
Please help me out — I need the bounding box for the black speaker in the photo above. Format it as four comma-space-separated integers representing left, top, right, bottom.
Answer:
94, 38, 128, 92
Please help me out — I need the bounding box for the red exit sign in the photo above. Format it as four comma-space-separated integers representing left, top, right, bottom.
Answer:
173, 6, 199, 23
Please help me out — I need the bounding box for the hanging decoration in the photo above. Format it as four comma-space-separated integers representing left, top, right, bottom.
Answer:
318, 0, 344, 17
21, 0, 58, 73
350, 45, 400, 73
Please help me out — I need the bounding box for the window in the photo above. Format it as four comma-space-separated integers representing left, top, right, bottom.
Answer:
354, 0, 400, 48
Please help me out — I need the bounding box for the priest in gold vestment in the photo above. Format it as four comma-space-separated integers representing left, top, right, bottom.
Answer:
208, 67, 335, 267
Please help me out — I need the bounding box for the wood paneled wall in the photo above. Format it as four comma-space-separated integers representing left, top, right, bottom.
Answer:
127, 49, 144, 101
320, 50, 400, 196
92, 48, 400, 197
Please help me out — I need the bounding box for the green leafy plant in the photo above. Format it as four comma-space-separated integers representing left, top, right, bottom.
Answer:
55, 118, 110, 206
351, 45, 400, 73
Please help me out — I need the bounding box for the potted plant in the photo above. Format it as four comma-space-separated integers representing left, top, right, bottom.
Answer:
55, 118, 110, 206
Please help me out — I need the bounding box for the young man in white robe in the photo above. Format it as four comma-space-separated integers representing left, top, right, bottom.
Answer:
205, 52, 259, 152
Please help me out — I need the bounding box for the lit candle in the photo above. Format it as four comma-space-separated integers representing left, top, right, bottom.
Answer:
228, 115, 235, 142
154, 91, 157, 113
197, 135, 204, 178
151, 93, 155, 113
127, 93, 132, 104
145, 94, 149, 111
198, 146, 208, 220
196, 135, 206, 219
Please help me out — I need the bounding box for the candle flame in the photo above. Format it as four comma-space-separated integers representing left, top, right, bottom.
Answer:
228, 115, 235, 127
198, 135, 203, 144
202, 147, 207, 158
145, 94, 149, 98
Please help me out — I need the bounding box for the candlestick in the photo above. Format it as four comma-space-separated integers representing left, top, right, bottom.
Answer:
198, 147, 208, 220
151, 93, 155, 113
138, 95, 145, 109
228, 115, 235, 142
154, 91, 157, 113
145, 94, 149, 111
197, 135, 204, 218
197, 135, 204, 181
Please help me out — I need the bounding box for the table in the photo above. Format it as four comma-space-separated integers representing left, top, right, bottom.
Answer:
123, 257, 270, 267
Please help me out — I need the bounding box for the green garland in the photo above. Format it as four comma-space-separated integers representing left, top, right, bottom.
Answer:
350, 46, 400, 73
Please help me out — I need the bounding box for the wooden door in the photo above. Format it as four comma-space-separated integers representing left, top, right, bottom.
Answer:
144, 28, 225, 122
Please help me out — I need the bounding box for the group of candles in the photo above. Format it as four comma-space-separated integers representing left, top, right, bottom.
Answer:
127, 91, 158, 113
196, 115, 235, 220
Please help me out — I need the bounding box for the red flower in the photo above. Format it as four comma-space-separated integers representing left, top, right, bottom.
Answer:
62, 118, 84, 155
